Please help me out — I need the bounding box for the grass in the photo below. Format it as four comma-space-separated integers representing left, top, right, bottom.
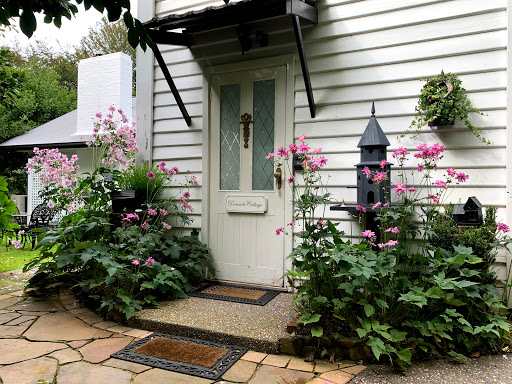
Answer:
0, 235, 40, 273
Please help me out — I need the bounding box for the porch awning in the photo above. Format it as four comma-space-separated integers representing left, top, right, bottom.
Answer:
145, 0, 318, 126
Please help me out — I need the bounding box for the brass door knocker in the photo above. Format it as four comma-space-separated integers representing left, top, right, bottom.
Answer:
240, 113, 253, 149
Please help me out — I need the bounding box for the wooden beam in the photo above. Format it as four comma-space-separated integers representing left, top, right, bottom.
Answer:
151, 43, 192, 127
287, 0, 318, 24
147, 29, 191, 46
292, 15, 316, 118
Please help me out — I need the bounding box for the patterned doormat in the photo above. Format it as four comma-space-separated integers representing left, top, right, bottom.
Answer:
188, 282, 282, 305
111, 333, 247, 380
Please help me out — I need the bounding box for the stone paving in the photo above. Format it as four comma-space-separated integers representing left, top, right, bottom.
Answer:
0, 287, 366, 384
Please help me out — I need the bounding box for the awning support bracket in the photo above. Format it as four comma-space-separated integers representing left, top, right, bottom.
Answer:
151, 42, 192, 127
292, 14, 316, 118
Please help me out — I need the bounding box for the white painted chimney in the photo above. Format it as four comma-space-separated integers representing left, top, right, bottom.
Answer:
76, 52, 132, 136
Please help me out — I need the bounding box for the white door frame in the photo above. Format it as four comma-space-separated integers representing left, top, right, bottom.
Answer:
201, 55, 295, 287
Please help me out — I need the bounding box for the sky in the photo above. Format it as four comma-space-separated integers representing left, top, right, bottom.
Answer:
0, 1, 138, 52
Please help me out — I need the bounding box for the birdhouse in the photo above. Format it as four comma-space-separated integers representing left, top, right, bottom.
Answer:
355, 103, 391, 207
453, 196, 483, 226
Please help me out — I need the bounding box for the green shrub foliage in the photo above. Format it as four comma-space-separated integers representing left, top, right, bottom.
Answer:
266, 138, 510, 370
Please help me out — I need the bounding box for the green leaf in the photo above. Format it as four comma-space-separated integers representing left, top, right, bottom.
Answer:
107, 267, 118, 277
364, 304, 375, 317
453, 244, 473, 255
374, 298, 389, 309
367, 336, 386, 360
390, 329, 407, 342
20, 10, 37, 38
298, 313, 321, 325
311, 326, 323, 337
395, 348, 412, 363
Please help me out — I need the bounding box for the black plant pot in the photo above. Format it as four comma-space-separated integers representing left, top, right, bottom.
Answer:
111, 190, 137, 213
428, 116, 455, 127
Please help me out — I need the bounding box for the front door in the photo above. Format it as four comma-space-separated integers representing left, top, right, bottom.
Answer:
209, 66, 286, 286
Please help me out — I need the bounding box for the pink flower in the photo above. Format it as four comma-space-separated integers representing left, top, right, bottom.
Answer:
407, 187, 417, 192
392, 147, 408, 158
162, 222, 172, 230
132, 259, 140, 265
427, 194, 440, 203
385, 227, 399, 234
356, 205, 367, 213
456, 172, 469, 182
317, 220, 327, 227
47, 201, 55, 208
430, 143, 444, 154
276, 227, 284, 235
287, 222, 295, 226
380, 159, 387, 169
298, 135, 306, 142
144, 257, 155, 266
372, 201, 382, 209
378, 240, 398, 248
298, 144, 310, 153
147, 171, 155, 179
434, 180, 447, 189
141, 221, 147, 229
12, 240, 22, 249
497, 223, 510, 233
314, 157, 328, 167
160, 209, 168, 216
189, 175, 199, 186
183, 192, 190, 199
373, 171, 388, 183
312, 148, 322, 154
447, 168, 456, 176
148, 209, 157, 216
289, 144, 298, 153
108, 105, 116, 112
288, 176, 295, 184
417, 143, 428, 150
362, 166, 372, 179
265, 152, 275, 159
393, 183, 406, 195
362, 230, 375, 238
95, 112, 102, 118
277, 147, 289, 158
417, 163, 424, 172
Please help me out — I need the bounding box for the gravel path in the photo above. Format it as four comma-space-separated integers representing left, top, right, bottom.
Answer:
349, 354, 512, 384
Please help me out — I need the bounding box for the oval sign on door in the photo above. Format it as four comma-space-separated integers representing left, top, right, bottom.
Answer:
225, 195, 267, 213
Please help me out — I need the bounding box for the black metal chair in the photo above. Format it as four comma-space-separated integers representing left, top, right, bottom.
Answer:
26, 203, 55, 249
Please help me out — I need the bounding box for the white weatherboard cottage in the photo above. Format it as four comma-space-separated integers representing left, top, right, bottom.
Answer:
135, 0, 512, 288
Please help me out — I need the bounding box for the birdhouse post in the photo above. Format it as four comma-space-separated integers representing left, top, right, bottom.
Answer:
355, 102, 391, 207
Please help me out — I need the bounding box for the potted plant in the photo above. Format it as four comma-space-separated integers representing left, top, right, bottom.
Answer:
407, 70, 489, 144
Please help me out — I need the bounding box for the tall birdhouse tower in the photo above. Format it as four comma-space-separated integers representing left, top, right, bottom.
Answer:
356, 103, 391, 207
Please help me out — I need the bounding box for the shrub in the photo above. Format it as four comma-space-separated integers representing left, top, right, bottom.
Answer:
266, 138, 510, 370
24, 108, 211, 320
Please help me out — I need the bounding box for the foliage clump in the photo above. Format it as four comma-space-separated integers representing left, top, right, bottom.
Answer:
266, 138, 510, 371
24, 108, 212, 320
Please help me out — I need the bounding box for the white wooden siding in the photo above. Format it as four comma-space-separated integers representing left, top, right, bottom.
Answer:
146, 0, 509, 272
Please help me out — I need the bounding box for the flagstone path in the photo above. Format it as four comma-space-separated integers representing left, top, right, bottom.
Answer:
0, 287, 366, 384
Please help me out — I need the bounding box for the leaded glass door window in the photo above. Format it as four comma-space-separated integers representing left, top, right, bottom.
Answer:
217, 78, 277, 192
209, 66, 287, 286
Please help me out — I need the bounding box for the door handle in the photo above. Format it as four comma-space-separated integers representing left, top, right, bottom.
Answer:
274, 167, 282, 190
240, 113, 253, 149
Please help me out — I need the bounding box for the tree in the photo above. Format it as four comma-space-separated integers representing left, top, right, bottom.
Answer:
0, 1, 152, 51
0, 49, 77, 193
10, 40, 78, 89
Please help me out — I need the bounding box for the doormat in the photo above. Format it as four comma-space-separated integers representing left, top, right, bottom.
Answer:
188, 282, 282, 306
111, 333, 247, 380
